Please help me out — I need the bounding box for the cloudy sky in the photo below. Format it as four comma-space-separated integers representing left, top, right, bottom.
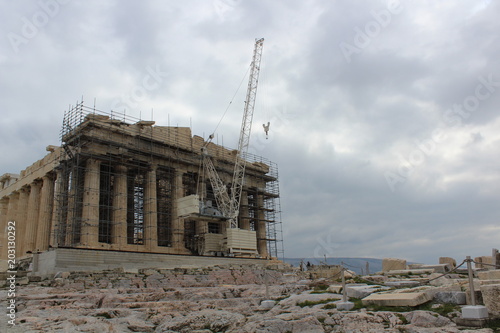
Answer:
1, 0, 499, 264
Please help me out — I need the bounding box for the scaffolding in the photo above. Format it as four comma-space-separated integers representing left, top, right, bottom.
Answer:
53, 101, 284, 259
263, 160, 285, 260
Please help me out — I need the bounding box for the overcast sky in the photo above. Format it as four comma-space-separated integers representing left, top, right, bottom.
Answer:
1, 0, 499, 264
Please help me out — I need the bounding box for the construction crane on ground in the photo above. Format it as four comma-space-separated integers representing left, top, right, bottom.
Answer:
177, 38, 265, 257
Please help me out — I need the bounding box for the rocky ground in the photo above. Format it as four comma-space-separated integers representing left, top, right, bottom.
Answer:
1, 265, 499, 332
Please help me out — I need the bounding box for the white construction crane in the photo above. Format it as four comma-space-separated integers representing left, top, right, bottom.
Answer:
201, 38, 264, 229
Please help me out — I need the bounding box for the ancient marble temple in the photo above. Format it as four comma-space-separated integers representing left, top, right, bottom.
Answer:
0, 103, 283, 271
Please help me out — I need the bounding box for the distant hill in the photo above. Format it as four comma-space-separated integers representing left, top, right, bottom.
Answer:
283, 257, 383, 275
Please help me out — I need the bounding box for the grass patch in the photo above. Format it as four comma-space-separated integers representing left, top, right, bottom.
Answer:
349, 298, 365, 310
416, 302, 460, 317
351, 276, 380, 286
364, 302, 414, 313
274, 295, 290, 302
310, 284, 331, 294
367, 305, 414, 312
309, 280, 330, 290
310, 290, 329, 294
297, 298, 337, 308
312, 284, 329, 291
362, 300, 461, 317
315, 297, 459, 319
485, 318, 500, 331
395, 313, 408, 324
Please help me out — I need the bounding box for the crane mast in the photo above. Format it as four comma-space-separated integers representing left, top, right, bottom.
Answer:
176, 38, 266, 257
201, 38, 264, 230
228, 37, 264, 228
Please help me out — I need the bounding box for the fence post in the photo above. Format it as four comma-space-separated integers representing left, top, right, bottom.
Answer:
492, 248, 499, 269
341, 267, 347, 303
466, 256, 476, 306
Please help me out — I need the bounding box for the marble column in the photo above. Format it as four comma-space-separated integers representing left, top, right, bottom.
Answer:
36, 174, 55, 252
0, 197, 8, 231
16, 187, 30, 256
80, 158, 101, 247
172, 170, 186, 252
50, 168, 64, 247
239, 190, 250, 230
65, 169, 77, 246
256, 194, 268, 258
0, 197, 9, 261
6, 192, 19, 234
5, 193, 19, 259
25, 181, 42, 253
112, 165, 128, 248
144, 165, 157, 251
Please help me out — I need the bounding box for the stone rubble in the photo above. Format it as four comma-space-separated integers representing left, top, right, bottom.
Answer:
0, 264, 499, 332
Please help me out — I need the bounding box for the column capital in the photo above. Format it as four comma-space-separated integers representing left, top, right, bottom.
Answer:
86, 158, 101, 167
19, 185, 30, 193
42, 172, 55, 182
8, 191, 19, 199
115, 164, 128, 174
31, 179, 43, 188
52, 167, 64, 181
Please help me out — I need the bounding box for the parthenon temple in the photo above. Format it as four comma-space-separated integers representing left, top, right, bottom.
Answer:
0, 102, 283, 272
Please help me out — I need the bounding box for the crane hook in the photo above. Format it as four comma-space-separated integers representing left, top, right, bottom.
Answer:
262, 122, 270, 139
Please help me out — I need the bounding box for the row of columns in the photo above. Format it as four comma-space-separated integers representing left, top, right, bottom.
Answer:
0, 157, 270, 259
237, 189, 269, 258
256, 194, 268, 258
0, 174, 55, 260
74, 159, 189, 254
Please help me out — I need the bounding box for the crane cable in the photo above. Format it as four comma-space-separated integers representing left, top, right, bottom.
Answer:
198, 64, 251, 198
206, 64, 251, 145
